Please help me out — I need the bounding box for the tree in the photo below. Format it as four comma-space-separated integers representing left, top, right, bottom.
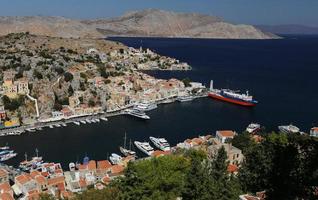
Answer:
68, 85, 74, 96
64, 72, 73, 82
182, 78, 192, 87
232, 132, 256, 154
88, 99, 95, 107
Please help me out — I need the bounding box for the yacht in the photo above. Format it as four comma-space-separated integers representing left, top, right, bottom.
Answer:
62, 123, 67, 127
246, 123, 261, 134
73, 121, 80, 126
109, 153, 122, 165
134, 101, 157, 111
49, 125, 54, 129
36, 127, 43, 131
26, 128, 36, 132
177, 95, 194, 102
86, 119, 92, 123
95, 119, 100, 123
278, 124, 300, 134
0, 150, 13, 156
149, 137, 171, 151
80, 120, 86, 124
125, 109, 150, 120
134, 141, 154, 156
54, 124, 61, 128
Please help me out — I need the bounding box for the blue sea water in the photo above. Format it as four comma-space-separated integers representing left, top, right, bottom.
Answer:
1, 36, 317, 168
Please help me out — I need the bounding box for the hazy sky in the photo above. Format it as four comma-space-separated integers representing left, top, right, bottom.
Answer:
1, 0, 318, 26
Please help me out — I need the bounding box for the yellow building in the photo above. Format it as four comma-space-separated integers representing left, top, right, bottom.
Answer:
2, 78, 29, 98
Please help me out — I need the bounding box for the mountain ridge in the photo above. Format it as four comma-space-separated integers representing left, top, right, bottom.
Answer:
0, 9, 279, 39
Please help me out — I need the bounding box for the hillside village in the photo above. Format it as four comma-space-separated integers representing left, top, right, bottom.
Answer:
0, 32, 192, 128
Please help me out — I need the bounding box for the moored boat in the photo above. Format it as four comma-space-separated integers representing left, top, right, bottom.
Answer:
125, 109, 150, 120
246, 123, 261, 134
134, 141, 154, 156
278, 124, 300, 134
109, 153, 122, 165
177, 95, 194, 102
119, 133, 136, 156
149, 137, 171, 151
208, 80, 258, 107
134, 101, 157, 111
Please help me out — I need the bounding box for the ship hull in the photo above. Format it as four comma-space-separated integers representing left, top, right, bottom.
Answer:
208, 93, 256, 107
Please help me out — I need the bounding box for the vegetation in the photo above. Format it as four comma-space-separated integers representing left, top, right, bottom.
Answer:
182, 77, 192, 87
2, 95, 25, 111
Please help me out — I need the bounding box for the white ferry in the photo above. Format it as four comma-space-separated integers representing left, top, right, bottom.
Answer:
109, 153, 123, 165
177, 95, 194, 102
134, 141, 154, 156
149, 137, 171, 151
134, 101, 157, 111
125, 109, 150, 120
246, 123, 261, 134
278, 124, 300, 134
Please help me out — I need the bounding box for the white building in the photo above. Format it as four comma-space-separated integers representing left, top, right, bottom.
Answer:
310, 127, 318, 137
216, 130, 236, 143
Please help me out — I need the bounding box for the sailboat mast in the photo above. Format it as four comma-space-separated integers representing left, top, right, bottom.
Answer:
124, 132, 127, 149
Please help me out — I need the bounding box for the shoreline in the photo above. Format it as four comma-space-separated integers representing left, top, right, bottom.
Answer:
0, 93, 208, 137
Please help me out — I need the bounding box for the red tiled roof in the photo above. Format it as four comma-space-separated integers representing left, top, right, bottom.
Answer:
97, 160, 112, 170
101, 176, 111, 184
47, 176, 65, 186
0, 169, 8, 177
15, 174, 31, 185
41, 172, 49, 177
87, 160, 96, 171
0, 193, 14, 200
227, 164, 238, 173
152, 150, 170, 157
312, 127, 318, 132
34, 175, 46, 185
217, 130, 235, 137
0, 182, 11, 193
110, 165, 124, 175
79, 178, 87, 188
30, 171, 41, 179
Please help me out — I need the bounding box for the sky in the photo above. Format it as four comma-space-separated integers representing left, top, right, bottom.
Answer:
1, 0, 318, 26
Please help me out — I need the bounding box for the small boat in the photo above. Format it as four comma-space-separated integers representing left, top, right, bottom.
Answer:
278, 124, 300, 134
125, 109, 150, 120
80, 120, 86, 124
0, 152, 17, 161
246, 123, 261, 134
73, 121, 80, 126
149, 137, 171, 151
54, 124, 61, 128
100, 117, 108, 122
69, 162, 76, 171
0, 146, 9, 150
49, 125, 54, 129
36, 127, 43, 131
0, 150, 13, 156
86, 119, 92, 123
177, 95, 194, 102
91, 119, 97, 123
134, 141, 154, 156
109, 153, 122, 165
95, 119, 100, 123
26, 128, 36, 132
134, 101, 158, 111
62, 123, 67, 127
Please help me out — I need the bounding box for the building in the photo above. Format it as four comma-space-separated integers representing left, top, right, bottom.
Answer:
2, 78, 29, 98
216, 130, 236, 143
208, 141, 244, 165
0, 182, 14, 200
310, 127, 318, 137
0, 106, 6, 120
0, 169, 9, 183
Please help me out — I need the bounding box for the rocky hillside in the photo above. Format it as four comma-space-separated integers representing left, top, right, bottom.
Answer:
0, 16, 102, 38
0, 10, 278, 39
84, 9, 279, 39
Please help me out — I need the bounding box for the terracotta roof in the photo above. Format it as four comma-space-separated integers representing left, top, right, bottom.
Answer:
15, 174, 31, 185
30, 171, 41, 179
47, 176, 65, 186
152, 150, 170, 157
0, 182, 11, 193
311, 127, 318, 131
79, 178, 87, 188
192, 138, 204, 145
97, 160, 112, 170
27, 190, 40, 200
87, 160, 96, 171
110, 165, 124, 175
34, 175, 46, 185
55, 169, 63, 174
61, 191, 74, 199
78, 164, 87, 170
0, 169, 9, 177
227, 164, 238, 173
57, 182, 65, 191
0, 193, 14, 200
101, 176, 111, 184
217, 130, 235, 137
41, 172, 49, 177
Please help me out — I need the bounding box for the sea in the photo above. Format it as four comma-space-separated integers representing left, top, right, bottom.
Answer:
1, 35, 318, 169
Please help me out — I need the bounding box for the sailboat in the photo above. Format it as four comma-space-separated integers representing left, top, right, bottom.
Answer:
119, 133, 136, 156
